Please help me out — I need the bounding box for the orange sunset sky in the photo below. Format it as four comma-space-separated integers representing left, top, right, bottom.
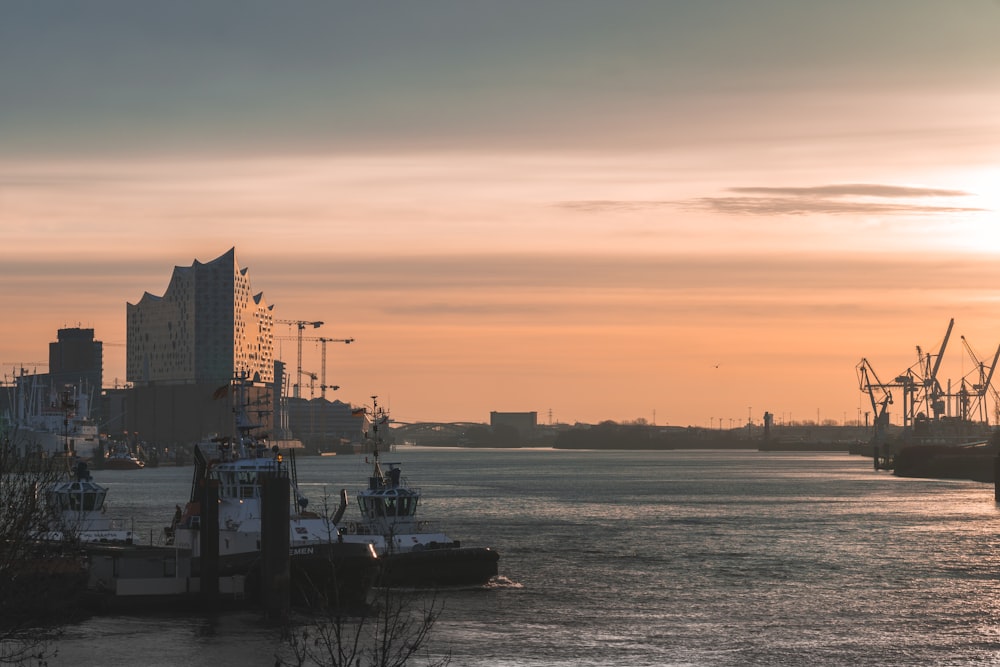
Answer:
1, 2, 999, 427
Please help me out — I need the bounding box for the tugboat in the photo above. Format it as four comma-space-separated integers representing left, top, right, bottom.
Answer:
100, 442, 146, 470
166, 375, 378, 608
40, 461, 135, 544
341, 397, 499, 587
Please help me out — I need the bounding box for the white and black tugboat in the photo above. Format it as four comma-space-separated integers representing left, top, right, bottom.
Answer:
39, 461, 136, 544
167, 375, 378, 607
342, 397, 499, 587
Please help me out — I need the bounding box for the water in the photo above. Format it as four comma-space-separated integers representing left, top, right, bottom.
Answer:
46, 449, 1000, 665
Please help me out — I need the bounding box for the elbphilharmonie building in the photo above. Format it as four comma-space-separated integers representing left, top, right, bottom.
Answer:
127, 248, 275, 385
122, 248, 286, 446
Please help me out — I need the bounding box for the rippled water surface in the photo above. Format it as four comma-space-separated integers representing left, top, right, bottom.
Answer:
50, 449, 1000, 665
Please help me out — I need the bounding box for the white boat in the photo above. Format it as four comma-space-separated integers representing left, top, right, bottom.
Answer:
340, 397, 499, 587
38, 461, 135, 544
166, 376, 377, 606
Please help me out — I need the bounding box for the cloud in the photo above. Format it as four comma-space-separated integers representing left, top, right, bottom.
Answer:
697, 182, 987, 216
729, 184, 972, 198
686, 197, 983, 216
556, 200, 675, 213
558, 183, 985, 217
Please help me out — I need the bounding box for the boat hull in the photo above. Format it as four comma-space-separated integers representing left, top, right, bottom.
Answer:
191, 541, 378, 608
379, 546, 499, 588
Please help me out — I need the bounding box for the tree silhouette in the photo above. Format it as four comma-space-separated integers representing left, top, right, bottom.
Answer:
0, 433, 82, 665
278, 583, 450, 667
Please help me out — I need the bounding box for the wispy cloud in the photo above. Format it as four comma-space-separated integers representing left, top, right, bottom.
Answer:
559, 183, 985, 217
556, 200, 675, 213
729, 184, 971, 198
687, 197, 982, 216
689, 182, 983, 216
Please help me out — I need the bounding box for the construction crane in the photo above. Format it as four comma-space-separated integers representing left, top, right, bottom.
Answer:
275, 319, 323, 399
315, 337, 352, 400
960, 336, 1000, 424
1, 362, 48, 386
275, 335, 353, 400
3, 361, 48, 368
302, 370, 319, 399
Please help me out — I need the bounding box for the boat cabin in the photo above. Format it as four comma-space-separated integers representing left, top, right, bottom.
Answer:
359, 464, 420, 526
47, 477, 108, 513
199, 440, 286, 502
47, 462, 107, 513
41, 462, 134, 543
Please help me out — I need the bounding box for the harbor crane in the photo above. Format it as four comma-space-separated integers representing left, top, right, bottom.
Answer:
959, 336, 1000, 424
857, 358, 895, 442
910, 317, 953, 422
276, 319, 323, 399
275, 334, 353, 400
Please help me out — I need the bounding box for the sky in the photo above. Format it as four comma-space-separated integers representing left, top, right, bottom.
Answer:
2, 1, 999, 427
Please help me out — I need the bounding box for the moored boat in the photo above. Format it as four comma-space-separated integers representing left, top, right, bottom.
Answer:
100, 442, 145, 470
166, 376, 377, 607
38, 461, 136, 544
340, 397, 499, 587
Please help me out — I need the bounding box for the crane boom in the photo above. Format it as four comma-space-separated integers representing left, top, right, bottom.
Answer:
983, 344, 1000, 394
930, 318, 954, 384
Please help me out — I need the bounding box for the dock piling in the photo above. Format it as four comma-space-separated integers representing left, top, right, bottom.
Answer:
200, 478, 220, 605
261, 471, 290, 618
994, 455, 1000, 502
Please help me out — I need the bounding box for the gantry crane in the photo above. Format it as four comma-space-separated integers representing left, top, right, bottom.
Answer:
275, 334, 353, 400
275, 319, 323, 399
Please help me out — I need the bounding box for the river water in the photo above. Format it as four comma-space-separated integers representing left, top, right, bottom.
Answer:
48, 448, 1000, 666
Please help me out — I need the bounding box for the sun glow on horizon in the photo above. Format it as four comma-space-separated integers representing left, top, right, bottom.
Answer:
927, 167, 1000, 253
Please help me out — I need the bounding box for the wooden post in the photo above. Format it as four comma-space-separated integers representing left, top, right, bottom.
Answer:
261, 471, 290, 618
994, 455, 1000, 502
200, 478, 220, 605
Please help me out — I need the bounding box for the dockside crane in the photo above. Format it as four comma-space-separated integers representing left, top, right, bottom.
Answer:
911, 317, 954, 422
857, 358, 894, 442
276, 319, 323, 399
960, 336, 1000, 424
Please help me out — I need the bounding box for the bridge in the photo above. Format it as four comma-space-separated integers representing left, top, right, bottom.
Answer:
390, 422, 486, 446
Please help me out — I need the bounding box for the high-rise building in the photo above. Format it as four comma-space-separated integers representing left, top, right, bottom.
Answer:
126, 247, 274, 385
49, 326, 103, 392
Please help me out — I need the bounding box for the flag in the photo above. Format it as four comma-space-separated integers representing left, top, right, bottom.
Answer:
351, 407, 366, 416
212, 384, 230, 400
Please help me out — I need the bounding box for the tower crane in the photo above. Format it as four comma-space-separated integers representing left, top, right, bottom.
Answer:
275, 335, 353, 400
316, 337, 352, 400
302, 370, 319, 399
275, 319, 323, 399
